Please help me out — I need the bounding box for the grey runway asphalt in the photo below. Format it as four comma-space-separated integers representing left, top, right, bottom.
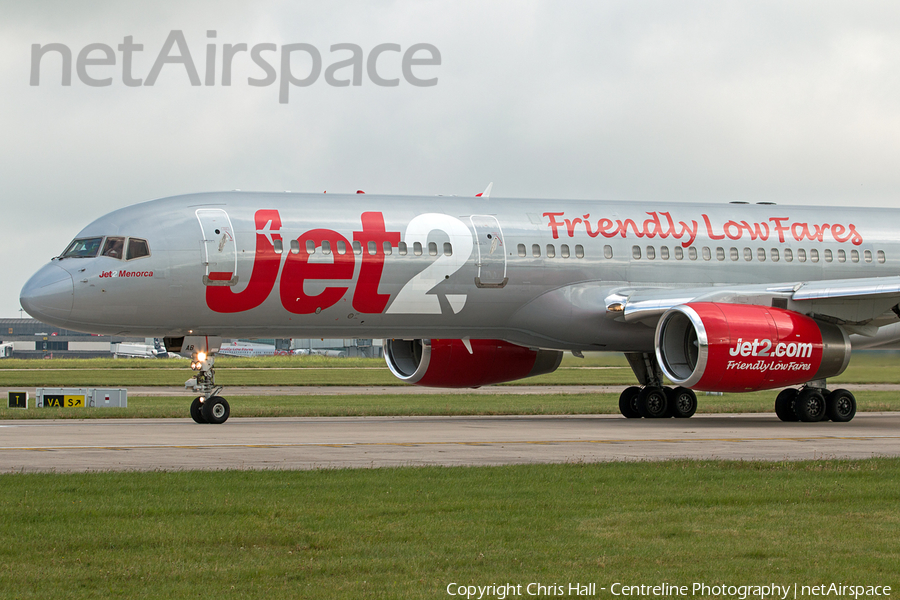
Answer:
2, 412, 899, 473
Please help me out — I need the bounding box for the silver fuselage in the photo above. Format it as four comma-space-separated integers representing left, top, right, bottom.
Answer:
20, 192, 900, 352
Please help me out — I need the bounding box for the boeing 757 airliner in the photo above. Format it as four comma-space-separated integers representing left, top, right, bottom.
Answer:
20, 190, 900, 424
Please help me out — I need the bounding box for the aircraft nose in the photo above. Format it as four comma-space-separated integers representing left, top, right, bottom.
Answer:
20, 264, 74, 324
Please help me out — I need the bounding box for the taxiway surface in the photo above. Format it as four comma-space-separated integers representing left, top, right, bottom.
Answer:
2, 412, 899, 472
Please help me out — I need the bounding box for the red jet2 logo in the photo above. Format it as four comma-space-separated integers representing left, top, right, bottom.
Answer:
205, 210, 476, 316
207, 210, 400, 314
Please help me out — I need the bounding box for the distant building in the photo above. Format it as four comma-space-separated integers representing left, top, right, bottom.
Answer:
0, 319, 383, 359
0, 318, 144, 359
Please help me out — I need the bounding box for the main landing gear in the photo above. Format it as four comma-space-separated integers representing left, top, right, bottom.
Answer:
616, 352, 857, 422
618, 385, 698, 419
187, 351, 230, 424
774, 386, 856, 422
619, 352, 699, 419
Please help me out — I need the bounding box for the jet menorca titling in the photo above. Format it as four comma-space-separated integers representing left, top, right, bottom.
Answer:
20, 190, 900, 424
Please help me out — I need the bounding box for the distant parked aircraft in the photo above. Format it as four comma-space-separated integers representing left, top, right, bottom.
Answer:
112, 342, 158, 358
217, 340, 304, 357
112, 338, 171, 358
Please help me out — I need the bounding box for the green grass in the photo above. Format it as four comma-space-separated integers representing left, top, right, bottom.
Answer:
0, 366, 403, 387
0, 355, 387, 370
3, 390, 900, 420
1, 460, 898, 599
0, 367, 640, 387
0, 354, 635, 386
823, 352, 900, 383
1, 351, 897, 387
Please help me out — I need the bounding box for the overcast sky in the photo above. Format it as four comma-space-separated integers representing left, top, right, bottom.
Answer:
3, 1, 900, 317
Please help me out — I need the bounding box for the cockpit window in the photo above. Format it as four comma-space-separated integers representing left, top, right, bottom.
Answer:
101, 237, 125, 259
126, 238, 150, 260
61, 237, 103, 259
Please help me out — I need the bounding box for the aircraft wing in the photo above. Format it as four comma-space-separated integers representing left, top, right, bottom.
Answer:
605, 275, 900, 335
789, 276, 900, 300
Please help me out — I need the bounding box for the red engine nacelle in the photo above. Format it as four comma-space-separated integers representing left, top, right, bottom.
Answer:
384, 339, 563, 388
655, 302, 851, 393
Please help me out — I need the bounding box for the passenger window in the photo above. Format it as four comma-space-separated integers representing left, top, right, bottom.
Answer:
518, 243, 526, 257
632, 245, 642, 260
576, 245, 585, 259
771, 248, 780, 262
321, 241, 331, 255
702, 247, 711, 261
398, 241, 407, 256
102, 237, 126, 259
730, 247, 739, 261
296, 240, 306, 255
851, 249, 859, 263
428, 242, 438, 256
273, 239, 283, 254
797, 248, 806, 263
646, 246, 656, 260
532, 244, 541, 258
126, 238, 150, 260
368, 241, 377, 256
444, 242, 453, 256
561, 244, 570, 258
784, 248, 793, 262
716, 247, 725, 261
838, 249, 846, 262
674, 247, 683, 260
383, 241, 392, 255
757, 248, 766, 262
864, 250, 872, 263
688, 247, 698, 261
878, 250, 886, 263
604, 245, 612, 259
354, 241, 363, 255
413, 242, 423, 256
336, 240, 347, 255
546, 244, 556, 258
660, 246, 669, 260
810, 249, 819, 262
824, 249, 833, 262
743, 248, 751, 261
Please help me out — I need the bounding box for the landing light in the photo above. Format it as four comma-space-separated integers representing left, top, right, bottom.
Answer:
197, 351, 207, 362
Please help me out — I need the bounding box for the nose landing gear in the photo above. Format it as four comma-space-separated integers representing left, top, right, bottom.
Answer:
186, 352, 230, 424
190, 395, 231, 424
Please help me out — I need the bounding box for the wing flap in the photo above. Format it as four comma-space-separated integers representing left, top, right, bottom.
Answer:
791, 276, 900, 301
